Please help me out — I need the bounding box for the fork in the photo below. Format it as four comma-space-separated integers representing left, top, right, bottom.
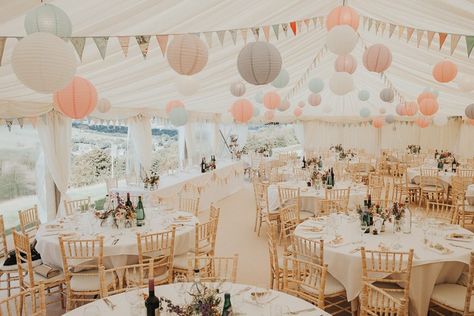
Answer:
103, 297, 116, 310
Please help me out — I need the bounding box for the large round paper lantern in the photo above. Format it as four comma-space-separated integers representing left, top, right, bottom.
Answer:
326, 25, 358, 55
166, 100, 184, 114
53, 76, 97, 119
360, 107, 370, 118
417, 91, 436, 105
465, 104, 474, 119
167, 34, 208, 76
363, 44, 392, 73
416, 116, 430, 128
423, 87, 439, 98
231, 99, 254, 123
278, 99, 290, 112
230, 81, 246, 97
334, 54, 357, 74
24, 3, 72, 38
237, 42, 282, 85
97, 98, 111, 113
294, 107, 302, 117
419, 98, 439, 116
271, 69, 290, 88
308, 93, 321, 106
380, 88, 394, 103
329, 72, 354, 95
457, 75, 474, 92
253, 106, 261, 117
263, 91, 280, 110
264, 110, 275, 122
404, 102, 418, 117
169, 107, 188, 127
396, 103, 407, 116
358, 90, 370, 101
12, 32, 77, 93
175, 76, 200, 96
433, 115, 448, 126
432, 60, 457, 83
255, 91, 264, 104
385, 114, 396, 124
308, 78, 324, 93
326, 6, 359, 31
372, 117, 384, 128
379, 107, 387, 115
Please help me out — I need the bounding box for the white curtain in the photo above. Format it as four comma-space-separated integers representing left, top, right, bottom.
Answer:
459, 122, 474, 158
294, 122, 305, 145
127, 116, 152, 176
236, 124, 249, 147
36, 111, 71, 219
178, 121, 218, 166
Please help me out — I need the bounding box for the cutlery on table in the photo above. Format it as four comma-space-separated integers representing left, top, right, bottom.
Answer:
112, 238, 119, 245
449, 242, 472, 250
103, 297, 116, 310
285, 308, 317, 315
234, 286, 251, 296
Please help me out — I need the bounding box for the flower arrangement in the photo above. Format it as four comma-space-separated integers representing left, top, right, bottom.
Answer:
391, 202, 404, 221
255, 143, 272, 157
330, 144, 344, 153
143, 173, 160, 190
407, 145, 421, 154
95, 195, 136, 228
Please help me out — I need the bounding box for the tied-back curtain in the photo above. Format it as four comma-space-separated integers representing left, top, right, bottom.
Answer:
36, 111, 71, 220
127, 116, 152, 176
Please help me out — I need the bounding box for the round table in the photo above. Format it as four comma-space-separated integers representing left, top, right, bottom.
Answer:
294, 214, 473, 316
63, 282, 330, 316
35, 209, 198, 269
407, 167, 455, 190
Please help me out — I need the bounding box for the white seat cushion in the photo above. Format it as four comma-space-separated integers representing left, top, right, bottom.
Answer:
300, 273, 345, 296
24, 270, 64, 287
173, 254, 189, 270
70, 270, 114, 292
431, 283, 472, 312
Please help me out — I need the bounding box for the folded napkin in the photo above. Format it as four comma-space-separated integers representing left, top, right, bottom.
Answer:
34, 264, 61, 279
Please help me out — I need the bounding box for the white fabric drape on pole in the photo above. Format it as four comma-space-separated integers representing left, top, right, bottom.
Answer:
127, 116, 152, 176
36, 111, 71, 219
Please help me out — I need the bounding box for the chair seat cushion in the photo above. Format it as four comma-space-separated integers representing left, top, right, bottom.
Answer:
173, 254, 189, 270
70, 270, 114, 292
300, 273, 345, 296
24, 270, 64, 287
431, 283, 472, 312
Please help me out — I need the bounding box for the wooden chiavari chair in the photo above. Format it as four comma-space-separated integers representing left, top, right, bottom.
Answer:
369, 174, 384, 188
360, 283, 407, 316
0, 215, 19, 296
457, 169, 474, 178
279, 203, 299, 247
266, 221, 286, 290
99, 261, 154, 297
178, 196, 200, 217
325, 188, 350, 214
425, 201, 457, 223
418, 169, 445, 207
252, 180, 279, 236
0, 284, 46, 316
18, 205, 40, 243
187, 254, 239, 283
64, 197, 91, 216
209, 204, 220, 223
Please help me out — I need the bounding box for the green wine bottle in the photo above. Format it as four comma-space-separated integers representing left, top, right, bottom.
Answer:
222, 293, 233, 316
136, 196, 145, 227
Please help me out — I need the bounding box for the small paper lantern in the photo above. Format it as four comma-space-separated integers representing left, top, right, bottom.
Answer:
359, 107, 371, 118
231, 99, 254, 123
372, 116, 384, 128
308, 93, 321, 106
457, 75, 474, 92
358, 90, 370, 101
433, 115, 448, 126
166, 100, 185, 114
326, 25, 358, 55
363, 44, 392, 73
24, 3, 72, 38
467, 119, 474, 126
294, 107, 302, 117
297, 101, 306, 108
423, 87, 439, 98
263, 91, 280, 110
264, 110, 275, 122
329, 72, 354, 95
230, 81, 246, 97
221, 113, 234, 124
237, 42, 282, 85
167, 34, 208, 76
415, 116, 431, 128
53, 76, 97, 119
465, 104, 474, 119
379, 107, 387, 115
11, 32, 77, 93
404, 102, 418, 117
326, 5, 359, 31
278, 100, 290, 112
419, 98, 439, 116
253, 106, 261, 117
169, 107, 188, 127
308, 78, 324, 93
396, 103, 407, 116
255, 91, 264, 104
385, 114, 396, 124
175, 76, 200, 96
432, 60, 457, 83
334, 54, 357, 74
97, 98, 111, 113
417, 91, 436, 105
271, 69, 290, 88
380, 88, 394, 103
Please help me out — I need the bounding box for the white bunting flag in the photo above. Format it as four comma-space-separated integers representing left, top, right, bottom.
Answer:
272, 24, 280, 39
71, 37, 86, 60
229, 30, 238, 45
217, 30, 226, 46
204, 32, 213, 47
118, 36, 130, 57
93, 37, 109, 59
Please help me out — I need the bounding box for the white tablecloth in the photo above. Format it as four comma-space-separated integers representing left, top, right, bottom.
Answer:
36, 210, 198, 269
63, 283, 330, 316
407, 167, 455, 189
294, 215, 472, 316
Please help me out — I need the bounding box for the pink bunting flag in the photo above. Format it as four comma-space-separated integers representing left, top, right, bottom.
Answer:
406, 27, 414, 42
118, 36, 130, 57
263, 25, 270, 41
450, 34, 460, 55
439, 33, 447, 50
427, 31, 435, 48
416, 30, 424, 47
156, 35, 168, 56
398, 25, 404, 39
240, 29, 248, 44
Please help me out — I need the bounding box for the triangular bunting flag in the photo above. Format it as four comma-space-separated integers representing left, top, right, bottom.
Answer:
368, 18, 373, 31
240, 29, 248, 44
93, 37, 109, 59
304, 19, 310, 30
363, 16, 368, 29
466, 36, 474, 57
427, 31, 435, 48
398, 25, 404, 39
118, 36, 130, 57
389, 24, 396, 38
290, 21, 297, 35
272, 24, 280, 40
380, 22, 386, 35
281, 23, 288, 36
135, 35, 151, 58
251, 27, 260, 41
71, 37, 86, 60
297, 20, 303, 32
217, 30, 226, 46
263, 26, 270, 41
375, 20, 381, 34
156, 35, 168, 56
406, 27, 414, 42
0, 38, 6, 66
450, 34, 461, 55
204, 32, 213, 47
17, 118, 23, 128
439, 33, 447, 50
416, 30, 424, 47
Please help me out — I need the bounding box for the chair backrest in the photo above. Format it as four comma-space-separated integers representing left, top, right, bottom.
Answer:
425, 201, 456, 223
369, 174, 384, 187
18, 205, 40, 241
209, 204, 220, 223
360, 282, 406, 316
291, 235, 324, 266
99, 261, 153, 297
13, 231, 37, 288
187, 254, 239, 283
64, 197, 91, 216
195, 219, 217, 257
278, 186, 300, 208
457, 169, 474, 178
325, 188, 350, 213
0, 284, 46, 316
253, 180, 270, 214
179, 196, 200, 217
0, 215, 8, 259
420, 168, 439, 177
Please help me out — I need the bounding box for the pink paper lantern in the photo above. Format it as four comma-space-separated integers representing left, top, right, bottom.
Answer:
416, 116, 431, 128
264, 110, 275, 122
297, 101, 306, 108
166, 100, 185, 114
396, 103, 407, 116
416, 92, 436, 105
231, 99, 253, 123
308, 93, 321, 106
372, 116, 384, 128
467, 119, 474, 126
53, 76, 97, 119
363, 44, 392, 73
404, 101, 418, 117
418, 98, 439, 116
263, 91, 280, 110
326, 6, 359, 31
294, 107, 302, 117
433, 60, 458, 83
334, 54, 357, 74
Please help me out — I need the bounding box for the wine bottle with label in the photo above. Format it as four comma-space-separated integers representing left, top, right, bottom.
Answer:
222, 293, 233, 316
201, 158, 206, 173
145, 278, 160, 316
302, 156, 306, 169
125, 192, 133, 209
136, 196, 145, 227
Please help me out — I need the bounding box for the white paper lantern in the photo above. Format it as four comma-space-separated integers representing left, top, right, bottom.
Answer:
359, 107, 370, 118
433, 115, 448, 126
465, 104, 474, 119
237, 42, 282, 85
271, 68, 290, 88
358, 90, 370, 101
329, 72, 354, 95
24, 3, 72, 38
326, 25, 358, 55
230, 81, 246, 97
175, 76, 200, 96
11, 32, 77, 93
97, 98, 111, 113
457, 75, 474, 92
423, 87, 439, 98
380, 88, 394, 103
385, 114, 395, 124
255, 91, 264, 104
169, 107, 188, 126
167, 34, 208, 76
278, 99, 290, 112
308, 78, 324, 93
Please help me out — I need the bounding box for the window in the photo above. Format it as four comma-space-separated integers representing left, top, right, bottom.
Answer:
150, 125, 179, 174
246, 123, 299, 151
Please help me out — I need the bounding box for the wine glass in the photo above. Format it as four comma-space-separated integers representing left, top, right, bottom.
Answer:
360, 222, 369, 244
174, 275, 188, 301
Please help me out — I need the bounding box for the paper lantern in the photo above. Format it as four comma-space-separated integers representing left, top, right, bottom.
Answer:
11, 32, 77, 93
358, 90, 370, 101
433, 115, 448, 126
457, 75, 474, 92
264, 110, 275, 122
253, 106, 261, 117
308, 78, 324, 93
329, 72, 354, 95
379, 107, 387, 115
231, 99, 254, 123
167, 34, 208, 76
380, 88, 394, 103
298, 101, 306, 108
467, 119, 474, 126
396, 103, 407, 116
255, 91, 264, 104
24, 3, 72, 38
237, 42, 282, 85
334, 54, 357, 74
385, 114, 395, 124
363, 44, 392, 73
175, 76, 200, 96
53, 76, 97, 119
423, 87, 439, 98
308, 93, 321, 106
432, 60, 457, 83
230, 81, 246, 97
326, 5, 359, 31
360, 107, 371, 118
419, 98, 439, 116
294, 107, 302, 117
465, 104, 474, 119
326, 25, 358, 55
416, 116, 431, 128
278, 99, 290, 112
97, 98, 111, 113
166, 100, 185, 114
271, 69, 290, 88
372, 117, 384, 128
404, 102, 418, 117
169, 107, 188, 127
417, 91, 436, 105
221, 113, 233, 124
263, 91, 280, 110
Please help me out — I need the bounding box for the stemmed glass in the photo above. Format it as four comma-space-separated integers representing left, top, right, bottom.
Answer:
360, 222, 369, 244
174, 275, 188, 302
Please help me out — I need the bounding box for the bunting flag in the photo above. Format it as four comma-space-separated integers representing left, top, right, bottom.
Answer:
135, 35, 150, 58
217, 30, 226, 46
368, 18, 373, 31
263, 25, 270, 41
416, 29, 423, 47
467, 36, 474, 57
290, 21, 297, 35
93, 37, 109, 59
389, 24, 396, 38
204, 32, 213, 47
71, 37, 86, 60
17, 118, 23, 128
281, 23, 288, 36
438, 33, 447, 50
156, 35, 168, 56
450, 34, 460, 55
317, 16, 324, 28
229, 30, 237, 45
0, 38, 6, 66
398, 25, 404, 39
240, 29, 248, 44
303, 19, 310, 30
272, 24, 280, 40
118, 36, 130, 57
251, 27, 259, 40
375, 20, 381, 34
406, 27, 414, 42
427, 31, 435, 48
379, 22, 386, 35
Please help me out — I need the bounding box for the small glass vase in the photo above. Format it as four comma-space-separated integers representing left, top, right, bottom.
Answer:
393, 219, 402, 233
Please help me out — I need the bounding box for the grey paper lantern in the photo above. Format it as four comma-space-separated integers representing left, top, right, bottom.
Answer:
358, 90, 370, 101
380, 88, 394, 103
465, 104, 474, 119
230, 81, 246, 97
237, 42, 282, 85
385, 114, 395, 124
